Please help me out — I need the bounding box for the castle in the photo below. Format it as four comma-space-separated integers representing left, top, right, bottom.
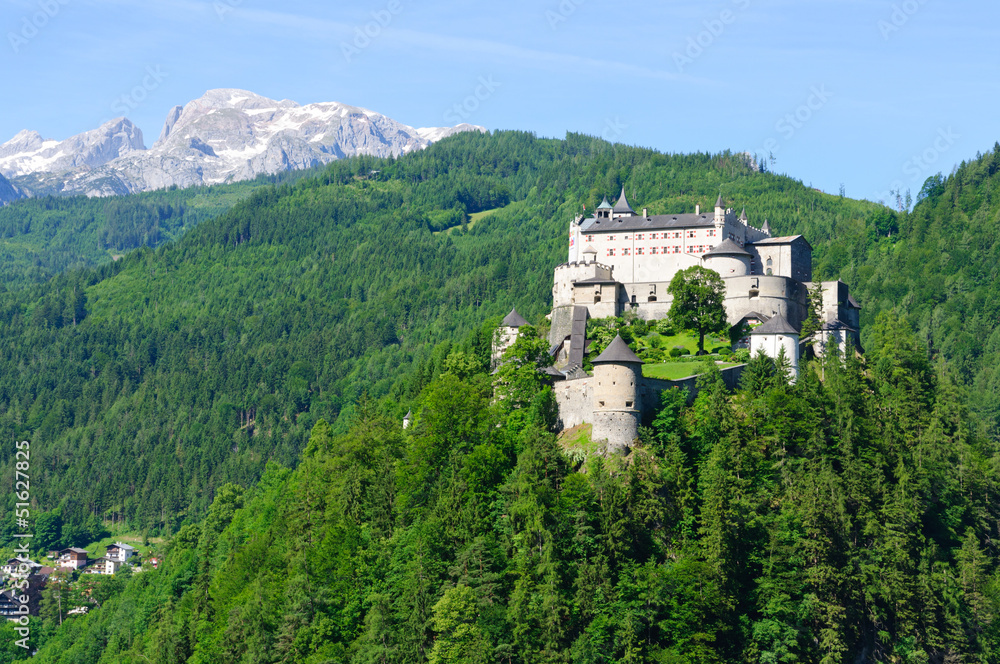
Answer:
497, 188, 863, 450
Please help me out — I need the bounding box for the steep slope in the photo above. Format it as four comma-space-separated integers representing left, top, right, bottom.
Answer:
0, 132, 883, 541
0, 171, 22, 205
2, 89, 484, 197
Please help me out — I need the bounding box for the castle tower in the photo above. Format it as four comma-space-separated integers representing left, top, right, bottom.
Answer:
612, 187, 635, 219
568, 215, 583, 264
492, 308, 529, 368
591, 335, 642, 451
595, 196, 613, 220
713, 193, 726, 240
702, 239, 752, 277
749, 313, 800, 381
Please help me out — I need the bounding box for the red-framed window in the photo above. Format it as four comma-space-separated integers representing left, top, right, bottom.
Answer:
607, 248, 615, 256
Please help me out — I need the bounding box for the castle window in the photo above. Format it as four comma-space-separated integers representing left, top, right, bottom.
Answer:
687, 230, 697, 238
608, 249, 615, 256
674, 246, 681, 253
636, 248, 643, 255
709, 230, 716, 236
648, 295, 657, 302
599, 401, 605, 407
626, 401, 633, 408
607, 235, 614, 241
623, 249, 630, 256
594, 293, 601, 302
650, 247, 657, 254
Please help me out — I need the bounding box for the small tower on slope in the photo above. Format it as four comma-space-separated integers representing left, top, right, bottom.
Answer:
749, 313, 800, 381
492, 308, 530, 368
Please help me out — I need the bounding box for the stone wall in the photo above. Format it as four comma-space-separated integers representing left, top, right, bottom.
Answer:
592, 411, 640, 451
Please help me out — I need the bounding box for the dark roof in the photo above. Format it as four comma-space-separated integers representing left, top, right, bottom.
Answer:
541, 366, 566, 380
60, 548, 88, 555
501, 308, 529, 328
592, 335, 642, 365
613, 187, 634, 213
761, 219, 771, 234
847, 294, 861, 309
739, 207, 748, 222
750, 234, 812, 250
704, 238, 751, 257
749, 313, 799, 336
581, 213, 715, 233
715, 193, 724, 208
739, 311, 771, 323
575, 277, 619, 285
596, 196, 612, 210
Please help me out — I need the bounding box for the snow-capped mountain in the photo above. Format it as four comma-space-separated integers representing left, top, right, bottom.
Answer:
1, 89, 486, 197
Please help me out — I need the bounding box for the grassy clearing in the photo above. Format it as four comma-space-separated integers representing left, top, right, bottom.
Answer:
643, 360, 739, 381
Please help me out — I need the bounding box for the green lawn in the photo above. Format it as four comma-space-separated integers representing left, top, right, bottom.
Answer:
643, 330, 730, 355
642, 360, 738, 380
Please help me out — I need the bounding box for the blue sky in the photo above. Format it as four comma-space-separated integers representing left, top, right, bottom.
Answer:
2, 0, 996, 203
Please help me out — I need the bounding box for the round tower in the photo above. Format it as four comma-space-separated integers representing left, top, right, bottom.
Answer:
702, 238, 752, 277
591, 335, 642, 451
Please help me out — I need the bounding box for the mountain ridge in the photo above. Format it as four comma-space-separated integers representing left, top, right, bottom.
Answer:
1, 88, 485, 198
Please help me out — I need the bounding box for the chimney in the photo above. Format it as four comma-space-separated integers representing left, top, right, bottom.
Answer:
642, 208, 648, 217
695, 204, 700, 215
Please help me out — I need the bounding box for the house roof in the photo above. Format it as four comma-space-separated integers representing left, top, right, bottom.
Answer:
596, 196, 613, 210
592, 335, 642, 365
715, 193, 724, 208
749, 313, 799, 336
704, 238, 751, 257
821, 318, 857, 332
580, 212, 716, 233
501, 308, 529, 328
582, 244, 597, 254
847, 294, 861, 309
750, 234, 813, 250
107, 543, 135, 551
739, 311, 771, 324
613, 186, 634, 213
739, 207, 748, 222
761, 219, 771, 234
60, 548, 88, 555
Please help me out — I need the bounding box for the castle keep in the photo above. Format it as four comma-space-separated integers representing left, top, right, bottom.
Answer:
535, 188, 862, 450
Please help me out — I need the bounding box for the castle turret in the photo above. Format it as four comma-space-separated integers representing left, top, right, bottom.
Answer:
568, 215, 583, 264
595, 196, 613, 220
702, 239, 752, 277
591, 335, 642, 450
714, 193, 726, 239
749, 313, 799, 381
492, 308, 530, 367
612, 187, 635, 219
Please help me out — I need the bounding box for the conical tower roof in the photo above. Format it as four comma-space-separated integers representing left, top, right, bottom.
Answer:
613, 186, 634, 213
704, 238, 751, 257
596, 196, 613, 210
715, 193, 724, 208
761, 219, 771, 234
749, 313, 798, 336
592, 335, 642, 365
502, 308, 529, 328
739, 207, 748, 222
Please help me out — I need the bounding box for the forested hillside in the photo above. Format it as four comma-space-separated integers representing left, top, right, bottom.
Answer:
2, 130, 1000, 662
21, 317, 1000, 663
0, 130, 882, 543
0, 167, 314, 289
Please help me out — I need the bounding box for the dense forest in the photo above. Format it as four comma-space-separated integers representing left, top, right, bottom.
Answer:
1, 130, 1000, 660
17, 315, 1000, 662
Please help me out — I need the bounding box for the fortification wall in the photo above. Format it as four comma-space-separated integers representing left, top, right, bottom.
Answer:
552, 261, 612, 309
554, 376, 592, 430
722, 275, 807, 328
